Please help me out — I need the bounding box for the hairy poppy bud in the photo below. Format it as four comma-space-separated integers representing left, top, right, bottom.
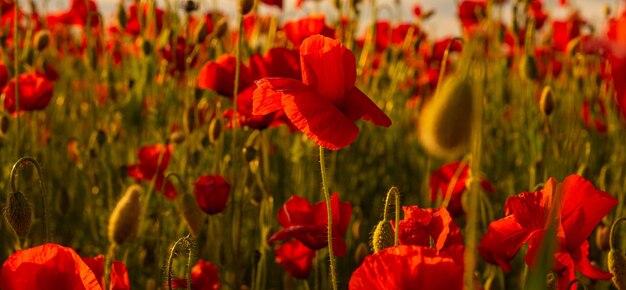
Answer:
371, 220, 394, 253
116, 2, 127, 28
418, 76, 473, 159
212, 18, 228, 39
540, 86, 554, 116
354, 242, 369, 265
239, 0, 254, 15
3, 191, 32, 238
194, 19, 209, 44
136, 37, 152, 56
34, 30, 50, 51
108, 185, 143, 245
178, 193, 203, 237
168, 131, 186, 144
208, 118, 222, 143
181, 0, 199, 13
519, 54, 539, 81
609, 249, 626, 289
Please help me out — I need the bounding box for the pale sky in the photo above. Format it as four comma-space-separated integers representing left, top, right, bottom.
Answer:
35, 0, 620, 38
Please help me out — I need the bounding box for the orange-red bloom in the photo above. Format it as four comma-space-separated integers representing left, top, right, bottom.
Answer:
46, 0, 100, 28
128, 144, 177, 199
479, 175, 616, 290
268, 193, 352, 257
170, 259, 220, 290
197, 54, 251, 98
193, 175, 230, 215
253, 35, 392, 150
2, 73, 54, 114
429, 161, 494, 216
392, 206, 464, 252
274, 240, 316, 279
283, 16, 335, 47
349, 245, 464, 290
0, 243, 129, 290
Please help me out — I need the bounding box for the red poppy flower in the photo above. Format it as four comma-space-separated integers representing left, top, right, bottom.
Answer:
81, 255, 130, 290
128, 144, 177, 199
1, 0, 22, 27
274, 240, 316, 279
581, 99, 608, 133
126, 3, 164, 36
529, 0, 548, 30
197, 54, 252, 98
249, 47, 302, 81
552, 12, 586, 52
606, 9, 626, 120
0, 62, 8, 90
46, 0, 100, 28
479, 175, 616, 290
194, 175, 230, 215
223, 86, 292, 130
349, 245, 464, 290
253, 35, 392, 150
267, 193, 352, 257
429, 161, 494, 217
392, 206, 463, 252
0, 243, 130, 290
283, 16, 336, 47
2, 73, 54, 114
170, 259, 220, 290
458, 0, 486, 32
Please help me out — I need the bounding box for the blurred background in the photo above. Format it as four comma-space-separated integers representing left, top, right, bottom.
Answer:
28, 0, 619, 37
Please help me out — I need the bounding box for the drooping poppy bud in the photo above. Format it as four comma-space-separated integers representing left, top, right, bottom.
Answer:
3, 191, 32, 238
371, 220, 394, 253
239, 0, 254, 15
116, 0, 127, 29
609, 249, 626, 289
194, 19, 209, 44
418, 76, 473, 159
34, 30, 50, 51
108, 185, 143, 245
519, 54, 539, 81
208, 118, 222, 143
540, 86, 554, 116
178, 193, 203, 237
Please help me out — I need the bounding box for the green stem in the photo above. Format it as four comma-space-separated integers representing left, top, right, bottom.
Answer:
436, 37, 464, 95
13, 0, 19, 155
103, 243, 116, 290
319, 146, 338, 290
10, 156, 50, 242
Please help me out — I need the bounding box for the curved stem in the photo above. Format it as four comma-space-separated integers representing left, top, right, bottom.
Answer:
382, 186, 400, 246
161, 172, 188, 194
319, 147, 338, 290
610, 217, 626, 251
436, 37, 464, 95
10, 156, 49, 242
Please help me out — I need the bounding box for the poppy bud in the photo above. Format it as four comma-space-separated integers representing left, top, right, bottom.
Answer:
96, 129, 107, 146
540, 86, 554, 116
178, 193, 203, 237
181, 0, 199, 13
34, 30, 50, 51
212, 18, 228, 39
371, 220, 394, 253
0, 115, 10, 136
108, 185, 143, 245
136, 37, 152, 56
566, 37, 582, 56
239, 0, 254, 15
194, 19, 209, 44
418, 76, 473, 159
243, 146, 257, 163
596, 224, 611, 251
3, 191, 32, 238
609, 249, 626, 289
168, 131, 186, 144
546, 272, 557, 290
354, 242, 369, 265
208, 118, 222, 143
117, 0, 127, 29
519, 54, 539, 81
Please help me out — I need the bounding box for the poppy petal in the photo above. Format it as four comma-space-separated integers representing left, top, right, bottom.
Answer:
479, 215, 532, 272
252, 78, 299, 115
280, 86, 359, 150
300, 35, 356, 104
573, 241, 613, 280
559, 175, 617, 252
342, 87, 392, 127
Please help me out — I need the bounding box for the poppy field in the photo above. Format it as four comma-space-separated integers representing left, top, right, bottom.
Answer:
2, 0, 626, 289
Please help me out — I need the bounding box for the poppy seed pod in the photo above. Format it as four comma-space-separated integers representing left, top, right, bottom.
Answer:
178, 193, 203, 237
371, 220, 394, 253
519, 54, 539, 81
418, 76, 473, 159
3, 191, 32, 238
34, 30, 50, 51
354, 242, 369, 265
540, 86, 554, 116
239, 0, 254, 15
108, 185, 143, 245
609, 249, 626, 289
194, 19, 209, 44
